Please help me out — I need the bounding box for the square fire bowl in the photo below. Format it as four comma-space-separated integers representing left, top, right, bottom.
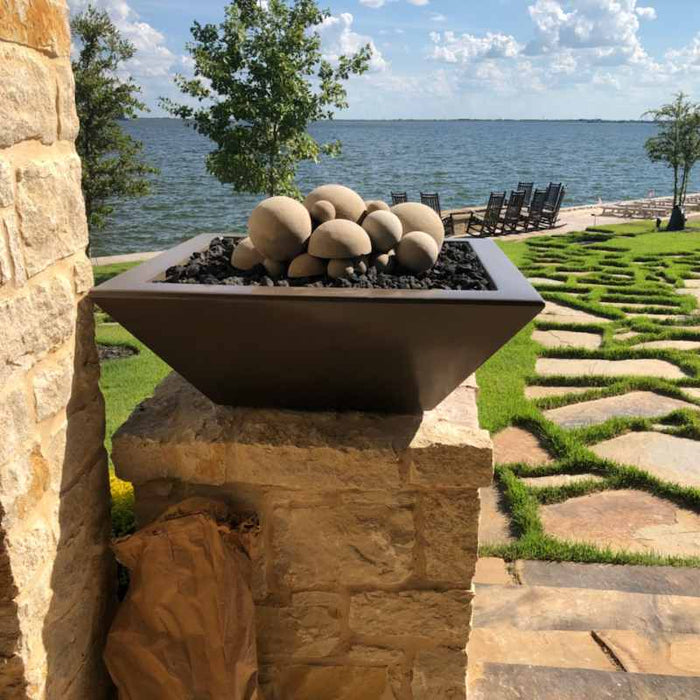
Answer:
91, 234, 543, 413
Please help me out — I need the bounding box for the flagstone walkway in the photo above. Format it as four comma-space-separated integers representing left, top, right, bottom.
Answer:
472, 229, 700, 696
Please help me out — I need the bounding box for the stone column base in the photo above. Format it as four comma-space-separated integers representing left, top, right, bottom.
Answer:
113, 373, 493, 699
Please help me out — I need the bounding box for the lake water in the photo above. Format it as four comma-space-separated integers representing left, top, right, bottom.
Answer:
93, 118, 696, 257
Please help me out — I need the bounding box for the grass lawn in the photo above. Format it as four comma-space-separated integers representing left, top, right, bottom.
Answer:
477, 220, 700, 567
95, 222, 700, 565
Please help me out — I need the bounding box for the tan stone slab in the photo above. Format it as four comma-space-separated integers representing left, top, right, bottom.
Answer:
591, 431, 700, 488
543, 391, 696, 429
532, 329, 602, 350
493, 426, 553, 466
468, 629, 616, 671
113, 373, 494, 490
683, 387, 700, 400
635, 339, 700, 350
678, 288, 700, 300
528, 277, 564, 286
595, 630, 700, 677
473, 558, 513, 586
478, 486, 514, 545
473, 583, 700, 634
614, 331, 640, 341
540, 489, 700, 557
626, 312, 679, 320
685, 279, 700, 288
540, 301, 610, 325
600, 302, 676, 312
521, 473, 604, 488
525, 386, 596, 399
536, 358, 686, 379
468, 662, 700, 700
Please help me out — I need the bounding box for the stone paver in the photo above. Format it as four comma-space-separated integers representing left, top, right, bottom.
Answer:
473, 558, 513, 586
600, 302, 675, 311
684, 279, 700, 288
540, 301, 610, 325
478, 486, 514, 545
540, 489, 700, 557
525, 386, 596, 399
613, 331, 640, 341
683, 387, 700, 400
536, 358, 687, 379
634, 339, 700, 351
521, 473, 604, 488
594, 631, 700, 677
532, 329, 602, 350
591, 431, 700, 488
626, 312, 680, 320
543, 391, 696, 429
528, 277, 564, 286
493, 426, 553, 466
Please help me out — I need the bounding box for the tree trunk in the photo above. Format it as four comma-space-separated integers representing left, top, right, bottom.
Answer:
667, 205, 686, 231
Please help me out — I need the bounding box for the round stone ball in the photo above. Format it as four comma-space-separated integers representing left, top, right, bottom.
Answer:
366, 200, 390, 213
304, 184, 366, 223
263, 258, 286, 278
308, 219, 372, 259
231, 237, 263, 271
371, 250, 395, 273
396, 231, 440, 273
327, 258, 367, 280
391, 202, 445, 247
310, 199, 336, 225
248, 196, 312, 262
288, 253, 326, 279
362, 210, 403, 253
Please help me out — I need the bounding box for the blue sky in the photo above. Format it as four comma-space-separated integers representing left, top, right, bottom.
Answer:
67, 0, 700, 119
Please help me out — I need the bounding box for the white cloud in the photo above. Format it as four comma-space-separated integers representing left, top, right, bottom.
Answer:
318, 13, 388, 72
430, 13, 447, 23
666, 33, 700, 74
359, 0, 387, 7
431, 31, 523, 64
407, 0, 430, 5
636, 6, 657, 20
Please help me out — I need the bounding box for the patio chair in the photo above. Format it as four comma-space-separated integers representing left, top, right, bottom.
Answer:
420, 192, 455, 237
496, 190, 526, 234
516, 182, 534, 207
391, 191, 408, 205
465, 192, 506, 237
520, 189, 547, 230
541, 186, 566, 228
543, 183, 563, 212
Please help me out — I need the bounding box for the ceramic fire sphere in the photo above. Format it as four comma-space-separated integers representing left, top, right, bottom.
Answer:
362, 210, 403, 253
391, 202, 445, 247
396, 231, 440, 273
304, 184, 367, 222
248, 196, 312, 261
308, 219, 373, 259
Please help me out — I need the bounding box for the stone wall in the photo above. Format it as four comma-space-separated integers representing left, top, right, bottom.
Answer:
0, 2, 114, 697
114, 373, 494, 699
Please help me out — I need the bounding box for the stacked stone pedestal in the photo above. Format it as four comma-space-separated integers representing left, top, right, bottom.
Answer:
113, 373, 493, 699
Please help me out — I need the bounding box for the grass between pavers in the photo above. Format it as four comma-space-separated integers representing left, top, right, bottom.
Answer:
477, 220, 700, 567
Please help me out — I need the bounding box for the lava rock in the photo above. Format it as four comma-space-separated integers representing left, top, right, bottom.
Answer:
288, 253, 326, 278
308, 219, 372, 259
248, 196, 312, 261
396, 231, 439, 273
391, 202, 445, 247
362, 210, 403, 253
231, 236, 264, 271
304, 184, 366, 222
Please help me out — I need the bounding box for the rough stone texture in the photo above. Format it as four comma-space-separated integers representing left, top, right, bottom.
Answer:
532, 329, 602, 349
540, 490, 700, 557
478, 486, 514, 545
0, 4, 114, 697
635, 339, 700, 351
540, 301, 610, 325
543, 391, 696, 429
594, 630, 700, 677
591, 431, 700, 488
493, 426, 553, 466
525, 385, 595, 399
536, 358, 686, 379
114, 372, 492, 695
520, 473, 604, 488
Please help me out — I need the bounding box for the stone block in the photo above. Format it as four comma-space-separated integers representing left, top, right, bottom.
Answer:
349, 590, 472, 646
0, 388, 33, 469
256, 593, 343, 659
0, 209, 26, 289
419, 491, 479, 584
0, 275, 76, 384
259, 664, 399, 700
55, 59, 79, 142
0, 0, 71, 58
271, 500, 415, 590
0, 44, 56, 148
16, 155, 88, 277
73, 257, 94, 295
32, 353, 73, 422
411, 647, 467, 699
0, 158, 13, 208
346, 646, 405, 666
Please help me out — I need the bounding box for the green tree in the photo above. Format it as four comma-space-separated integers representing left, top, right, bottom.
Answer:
645, 92, 700, 229
161, 0, 371, 199
72, 6, 157, 232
